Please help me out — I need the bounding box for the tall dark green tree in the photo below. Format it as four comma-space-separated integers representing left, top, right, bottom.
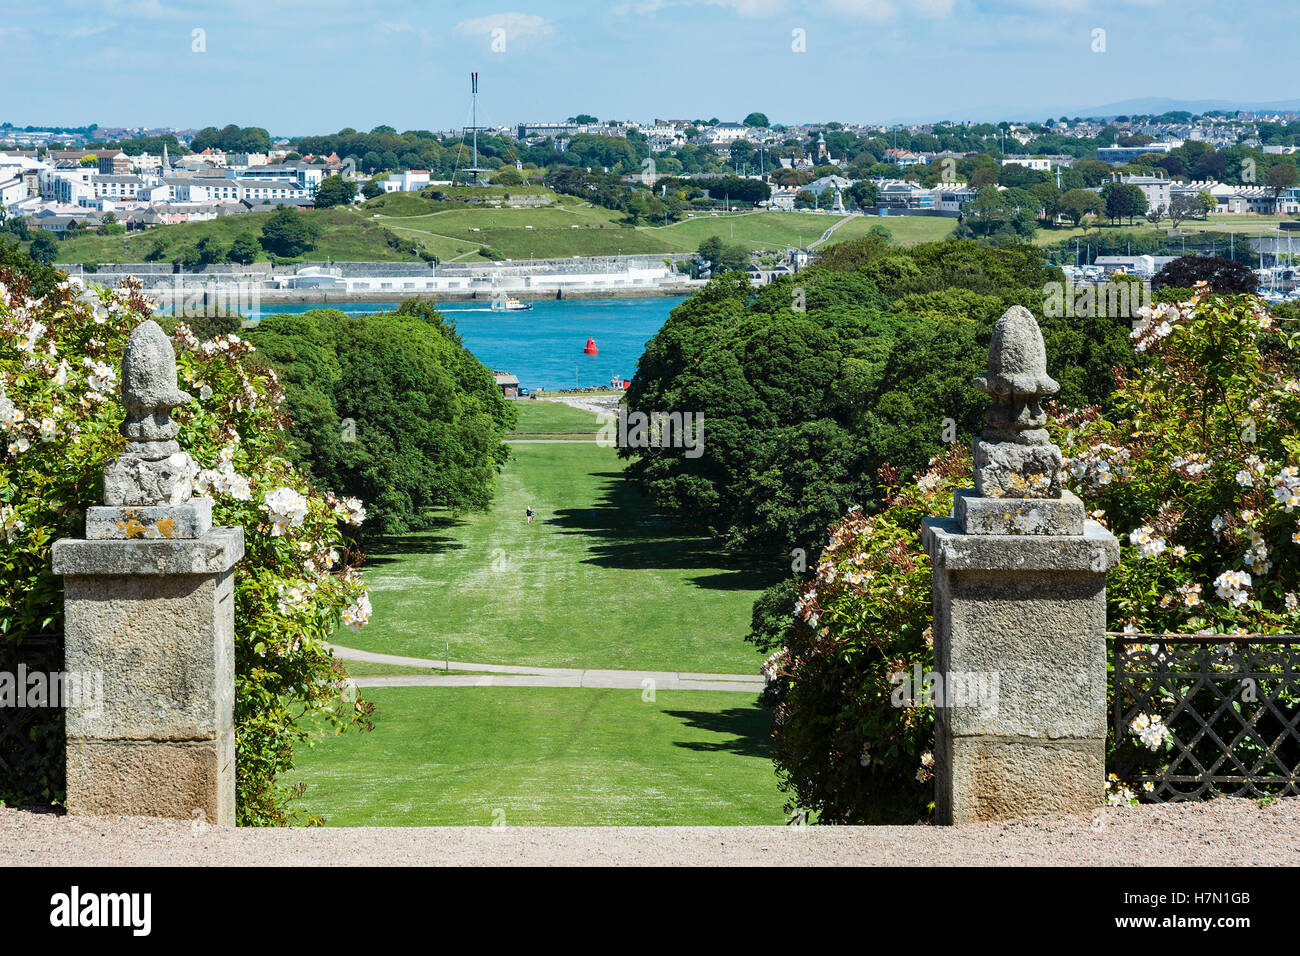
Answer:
259, 207, 318, 258
247, 304, 515, 535
314, 175, 358, 208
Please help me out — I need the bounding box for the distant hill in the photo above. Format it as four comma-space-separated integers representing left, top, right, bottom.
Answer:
1061, 96, 1300, 119
889, 96, 1300, 125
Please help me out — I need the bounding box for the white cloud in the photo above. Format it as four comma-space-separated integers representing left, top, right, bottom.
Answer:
707, 0, 787, 15
613, 0, 785, 16
910, 0, 956, 15
65, 24, 110, 38
453, 12, 554, 41
102, 0, 181, 19
825, 0, 897, 20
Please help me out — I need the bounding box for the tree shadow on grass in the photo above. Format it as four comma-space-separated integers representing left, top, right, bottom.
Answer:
361, 517, 467, 567
547, 471, 781, 591
665, 706, 774, 759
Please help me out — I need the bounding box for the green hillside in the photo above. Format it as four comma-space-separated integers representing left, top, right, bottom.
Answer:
41, 187, 959, 267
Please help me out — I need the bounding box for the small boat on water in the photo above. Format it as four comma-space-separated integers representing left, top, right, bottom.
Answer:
491, 297, 533, 312
584, 337, 598, 355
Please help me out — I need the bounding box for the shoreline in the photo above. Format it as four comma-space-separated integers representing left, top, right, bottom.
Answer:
248, 285, 698, 305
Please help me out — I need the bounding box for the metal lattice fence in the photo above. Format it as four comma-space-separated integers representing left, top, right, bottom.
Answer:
0, 637, 65, 807
1111, 633, 1300, 801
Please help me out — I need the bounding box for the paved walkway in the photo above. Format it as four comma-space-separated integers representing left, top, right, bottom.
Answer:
809, 213, 857, 248
327, 643, 765, 692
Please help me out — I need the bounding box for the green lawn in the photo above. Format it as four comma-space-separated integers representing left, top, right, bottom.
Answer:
1033, 214, 1297, 247
829, 213, 958, 246
287, 686, 785, 826
52, 206, 426, 265
506, 399, 608, 436
345, 437, 772, 674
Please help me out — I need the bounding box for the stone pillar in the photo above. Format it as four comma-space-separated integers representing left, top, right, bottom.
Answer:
921, 306, 1119, 824
52, 319, 243, 825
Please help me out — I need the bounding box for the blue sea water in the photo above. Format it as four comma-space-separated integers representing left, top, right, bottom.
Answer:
252, 296, 685, 392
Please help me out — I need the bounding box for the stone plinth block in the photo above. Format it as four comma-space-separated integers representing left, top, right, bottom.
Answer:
973, 438, 1063, 499
102, 451, 196, 507
922, 510, 1118, 825
955, 489, 1085, 536
86, 498, 213, 541
65, 733, 235, 823
53, 527, 242, 826
52, 526, 243, 576
934, 737, 1104, 825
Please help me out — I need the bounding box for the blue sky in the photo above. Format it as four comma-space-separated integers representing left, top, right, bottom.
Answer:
0, 0, 1293, 135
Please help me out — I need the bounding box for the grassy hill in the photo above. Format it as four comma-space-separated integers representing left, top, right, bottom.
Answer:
44, 183, 1285, 268
50, 205, 424, 265
43, 186, 959, 267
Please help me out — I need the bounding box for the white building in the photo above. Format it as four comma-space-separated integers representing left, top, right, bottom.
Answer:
0, 176, 25, 209
705, 123, 749, 146
1112, 173, 1172, 212
380, 170, 431, 193
1001, 157, 1051, 172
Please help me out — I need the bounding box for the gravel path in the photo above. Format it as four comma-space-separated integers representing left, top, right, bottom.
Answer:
2, 799, 1297, 866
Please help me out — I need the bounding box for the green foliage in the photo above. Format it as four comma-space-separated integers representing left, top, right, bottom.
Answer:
0, 238, 58, 295
0, 270, 373, 823
259, 207, 319, 258
191, 124, 272, 154
1154, 256, 1258, 294
246, 301, 515, 535
765, 291, 1300, 822
762, 448, 968, 823
29, 232, 58, 266
1061, 291, 1300, 635
314, 175, 358, 209
226, 232, 261, 265
624, 238, 1129, 561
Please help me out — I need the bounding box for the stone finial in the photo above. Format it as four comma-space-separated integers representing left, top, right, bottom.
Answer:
101, 320, 198, 509
119, 319, 192, 455
972, 306, 1063, 499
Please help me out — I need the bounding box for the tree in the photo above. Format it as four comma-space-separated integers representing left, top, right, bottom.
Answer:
1267, 160, 1299, 198
1154, 255, 1258, 294
772, 168, 813, 187
313, 175, 357, 208
743, 112, 770, 128
29, 231, 58, 265
570, 114, 598, 125
176, 244, 204, 270
1192, 151, 1228, 182
1167, 192, 1202, 229
1060, 188, 1103, 227
1197, 191, 1218, 216
79, 154, 98, 167
846, 180, 879, 210
259, 207, 318, 258
226, 232, 261, 265
1101, 182, 1131, 225
246, 305, 514, 534
194, 235, 225, 266
624, 240, 1132, 560
1145, 205, 1166, 226
1124, 184, 1148, 224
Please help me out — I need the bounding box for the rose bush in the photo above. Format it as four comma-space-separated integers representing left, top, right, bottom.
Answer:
0, 269, 372, 824
765, 287, 1300, 822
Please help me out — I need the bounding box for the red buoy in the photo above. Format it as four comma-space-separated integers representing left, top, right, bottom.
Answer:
583, 337, 598, 355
